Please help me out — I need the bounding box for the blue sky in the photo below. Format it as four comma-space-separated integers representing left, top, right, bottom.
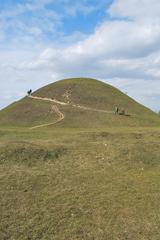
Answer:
0, 0, 160, 111
0, 0, 111, 45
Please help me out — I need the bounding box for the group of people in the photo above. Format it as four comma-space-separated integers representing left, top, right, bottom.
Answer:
115, 106, 126, 115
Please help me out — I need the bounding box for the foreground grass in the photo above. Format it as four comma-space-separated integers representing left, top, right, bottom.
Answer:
0, 127, 160, 239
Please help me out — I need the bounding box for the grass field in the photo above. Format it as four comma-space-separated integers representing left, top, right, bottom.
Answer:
0, 78, 160, 239
0, 126, 160, 240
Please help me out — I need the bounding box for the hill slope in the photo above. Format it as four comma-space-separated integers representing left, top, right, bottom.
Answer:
0, 78, 159, 128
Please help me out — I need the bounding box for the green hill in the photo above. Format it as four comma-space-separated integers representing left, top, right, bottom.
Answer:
0, 78, 159, 128
1, 78, 160, 240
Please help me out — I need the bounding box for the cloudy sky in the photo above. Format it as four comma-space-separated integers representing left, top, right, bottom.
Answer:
0, 0, 160, 111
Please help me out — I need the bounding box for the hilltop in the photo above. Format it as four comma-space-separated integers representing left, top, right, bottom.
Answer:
0, 78, 159, 128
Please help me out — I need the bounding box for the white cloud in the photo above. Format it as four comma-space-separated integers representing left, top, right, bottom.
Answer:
109, 0, 160, 21
64, 1, 95, 16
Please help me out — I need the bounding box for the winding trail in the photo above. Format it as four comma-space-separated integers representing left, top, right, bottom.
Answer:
72, 103, 113, 114
30, 105, 64, 130
29, 95, 113, 113
29, 95, 68, 105
29, 96, 65, 129
28, 95, 113, 129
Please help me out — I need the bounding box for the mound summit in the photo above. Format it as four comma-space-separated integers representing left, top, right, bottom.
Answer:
0, 78, 159, 128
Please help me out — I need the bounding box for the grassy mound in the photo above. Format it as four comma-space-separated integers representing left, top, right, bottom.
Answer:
0, 78, 159, 128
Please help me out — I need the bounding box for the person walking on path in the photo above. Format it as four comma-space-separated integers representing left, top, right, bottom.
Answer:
115, 106, 119, 114
27, 89, 32, 96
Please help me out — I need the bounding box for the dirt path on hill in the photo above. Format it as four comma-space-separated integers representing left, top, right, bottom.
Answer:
29, 104, 64, 130
28, 95, 113, 129
71, 103, 113, 113
29, 95, 68, 105
29, 95, 113, 113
